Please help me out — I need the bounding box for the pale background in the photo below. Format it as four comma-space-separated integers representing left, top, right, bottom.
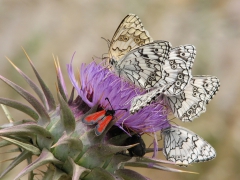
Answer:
0, 0, 239, 179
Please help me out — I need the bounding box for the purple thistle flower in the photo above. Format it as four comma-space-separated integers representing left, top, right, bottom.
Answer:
67, 60, 171, 134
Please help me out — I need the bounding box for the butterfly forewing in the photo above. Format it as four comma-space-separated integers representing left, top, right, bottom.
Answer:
83, 110, 106, 125
162, 126, 216, 166
113, 40, 172, 89
109, 14, 153, 61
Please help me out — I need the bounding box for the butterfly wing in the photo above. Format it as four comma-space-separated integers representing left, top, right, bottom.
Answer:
109, 14, 153, 61
165, 75, 220, 122
191, 75, 220, 104
162, 126, 216, 166
82, 110, 106, 125
169, 45, 196, 69
159, 45, 196, 96
113, 40, 172, 89
95, 115, 113, 136
130, 86, 165, 114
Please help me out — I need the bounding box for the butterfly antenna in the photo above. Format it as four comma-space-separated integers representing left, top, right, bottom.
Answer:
101, 37, 110, 49
105, 97, 114, 110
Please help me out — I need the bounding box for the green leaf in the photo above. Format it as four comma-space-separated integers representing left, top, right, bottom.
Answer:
115, 169, 148, 180
77, 143, 138, 169
1, 136, 40, 155
23, 49, 56, 111
57, 91, 76, 134
105, 154, 132, 173
0, 139, 11, 147
83, 167, 115, 180
14, 148, 62, 180
0, 75, 50, 126
0, 119, 36, 129
68, 158, 90, 180
124, 162, 197, 174
42, 164, 70, 180
52, 132, 82, 161
6, 57, 48, 109
0, 97, 39, 120
0, 150, 32, 179
55, 60, 67, 102
0, 124, 52, 140
130, 156, 175, 165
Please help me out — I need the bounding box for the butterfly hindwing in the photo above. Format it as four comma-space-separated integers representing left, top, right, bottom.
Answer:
109, 14, 153, 61
162, 126, 216, 166
95, 115, 113, 136
159, 45, 196, 96
165, 75, 220, 122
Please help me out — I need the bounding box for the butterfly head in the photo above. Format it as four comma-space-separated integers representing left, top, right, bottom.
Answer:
109, 57, 117, 66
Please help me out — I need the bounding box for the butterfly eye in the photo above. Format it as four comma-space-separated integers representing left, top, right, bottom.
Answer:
110, 58, 117, 66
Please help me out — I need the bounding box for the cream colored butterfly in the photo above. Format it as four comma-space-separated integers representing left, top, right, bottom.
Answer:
108, 14, 153, 61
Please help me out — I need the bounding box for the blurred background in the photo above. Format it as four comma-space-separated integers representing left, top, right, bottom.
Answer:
0, 0, 239, 179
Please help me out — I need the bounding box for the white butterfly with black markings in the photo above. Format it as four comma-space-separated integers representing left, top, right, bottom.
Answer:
108, 14, 195, 95
162, 125, 216, 166
130, 75, 220, 122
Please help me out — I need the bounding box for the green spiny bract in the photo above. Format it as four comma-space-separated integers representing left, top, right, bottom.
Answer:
0, 53, 190, 180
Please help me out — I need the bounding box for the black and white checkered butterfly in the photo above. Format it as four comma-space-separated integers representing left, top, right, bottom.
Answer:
110, 41, 196, 93
130, 75, 220, 122
161, 45, 196, 96
162, 125, 216, 166
110, 40, 172, 89
165, 75, 220, 122
108, 14, 196, 95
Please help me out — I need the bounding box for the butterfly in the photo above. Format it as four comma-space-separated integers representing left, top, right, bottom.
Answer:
162, 125, 216, 166
82, 98, 127, 136
130, 75, 220, 122
108, 14, 195, 95
108, 14, 153, 61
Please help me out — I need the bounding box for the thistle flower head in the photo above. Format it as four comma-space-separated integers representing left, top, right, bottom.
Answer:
67, 61, 170, 134
0, 53, 191, 180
